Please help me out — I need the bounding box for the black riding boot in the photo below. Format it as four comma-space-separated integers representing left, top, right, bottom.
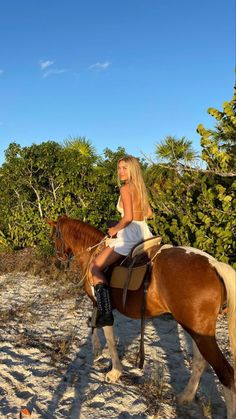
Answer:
94, 283, 114, 328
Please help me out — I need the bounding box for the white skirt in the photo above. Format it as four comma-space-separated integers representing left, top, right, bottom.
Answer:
107, 220, 153, 256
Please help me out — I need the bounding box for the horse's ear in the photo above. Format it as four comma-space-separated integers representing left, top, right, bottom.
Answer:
46, 219, 57, 227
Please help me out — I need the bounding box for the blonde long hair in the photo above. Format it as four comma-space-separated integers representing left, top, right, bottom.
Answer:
117, 155, 150, 214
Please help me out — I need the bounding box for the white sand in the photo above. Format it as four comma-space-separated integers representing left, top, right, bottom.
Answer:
0, 272, 231, 418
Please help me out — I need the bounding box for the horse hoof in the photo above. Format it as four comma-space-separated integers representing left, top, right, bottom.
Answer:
94, 352, 103, 362
105, 368, 122, 383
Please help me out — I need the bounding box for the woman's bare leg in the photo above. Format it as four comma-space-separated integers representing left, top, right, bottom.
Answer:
90, 246, 122, 286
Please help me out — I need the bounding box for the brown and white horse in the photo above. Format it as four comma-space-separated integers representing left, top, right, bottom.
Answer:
48, 215, 236, 418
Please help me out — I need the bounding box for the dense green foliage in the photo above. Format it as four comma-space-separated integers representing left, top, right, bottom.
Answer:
0, 91, 235, 267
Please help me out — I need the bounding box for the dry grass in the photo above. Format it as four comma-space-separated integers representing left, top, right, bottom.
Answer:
140, 364, 172, 416
0, 302, 81, 368
200, 397, 213, 418
121, 361, 172, 417
0, 247, 84, 296
0, 303, 34, 323
0, 247, 86, 369
11, 330, 80, 367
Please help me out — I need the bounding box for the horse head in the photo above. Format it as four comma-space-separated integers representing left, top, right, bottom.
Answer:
47, 216, 73, 264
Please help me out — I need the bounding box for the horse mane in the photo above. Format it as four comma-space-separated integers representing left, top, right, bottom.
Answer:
59, 215, 104, 249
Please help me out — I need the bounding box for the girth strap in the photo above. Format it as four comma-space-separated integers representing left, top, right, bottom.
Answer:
122, 256, 138, 308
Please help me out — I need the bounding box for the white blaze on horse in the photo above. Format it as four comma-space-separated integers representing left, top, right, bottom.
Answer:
48, 215, 236, 419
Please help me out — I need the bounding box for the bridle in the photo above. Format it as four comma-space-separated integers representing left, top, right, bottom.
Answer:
54, 223, 73, 263
53, 222, 108, 281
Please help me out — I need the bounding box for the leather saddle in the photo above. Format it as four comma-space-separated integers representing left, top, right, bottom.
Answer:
109, 236, 162, 296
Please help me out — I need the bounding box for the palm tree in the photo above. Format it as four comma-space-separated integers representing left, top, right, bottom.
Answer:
63, 136, 97, 159
155, 136, 197, 165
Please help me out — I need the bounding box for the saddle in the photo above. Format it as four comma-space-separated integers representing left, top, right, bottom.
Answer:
110, 236, 162, 306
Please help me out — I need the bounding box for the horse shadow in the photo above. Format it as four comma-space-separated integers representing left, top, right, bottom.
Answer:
40, 307, 226, 418
150, 314, 226, 417
40, 309, 145, 418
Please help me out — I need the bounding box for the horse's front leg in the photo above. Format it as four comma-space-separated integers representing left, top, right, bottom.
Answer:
91, 328, 103, 362
103, 325, 123, 382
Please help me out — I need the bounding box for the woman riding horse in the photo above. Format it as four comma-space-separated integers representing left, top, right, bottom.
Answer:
48, 215, 236, 418
90, 155, 153, 328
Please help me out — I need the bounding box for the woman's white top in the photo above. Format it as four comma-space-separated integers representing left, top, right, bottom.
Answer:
107, 196, 153, 256
116, 196, 124, 216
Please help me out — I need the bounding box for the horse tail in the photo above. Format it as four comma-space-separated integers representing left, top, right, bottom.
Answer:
212, 260, 236, 374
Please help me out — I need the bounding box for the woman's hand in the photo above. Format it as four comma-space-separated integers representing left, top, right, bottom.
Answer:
108, 226, 117, 238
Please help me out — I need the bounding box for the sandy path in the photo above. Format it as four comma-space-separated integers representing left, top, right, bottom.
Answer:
0, 273, 231, 418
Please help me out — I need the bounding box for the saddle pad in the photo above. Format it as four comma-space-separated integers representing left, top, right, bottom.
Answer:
131, 236, 162, 258
110, 265, 148, 290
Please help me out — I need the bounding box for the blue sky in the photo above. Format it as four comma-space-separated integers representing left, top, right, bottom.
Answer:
0, 0, 234, 164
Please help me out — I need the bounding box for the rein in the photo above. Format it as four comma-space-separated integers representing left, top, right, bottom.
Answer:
86, 236, 108, 252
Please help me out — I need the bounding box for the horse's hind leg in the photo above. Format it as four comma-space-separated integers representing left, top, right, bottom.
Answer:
103, 325, 123, 382
177, 339, 207, 404
192, 334, 236, 419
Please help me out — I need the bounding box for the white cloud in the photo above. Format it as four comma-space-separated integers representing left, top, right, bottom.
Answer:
39, 59, 67, 78
89, 61, 111, 70
42, 68, 67, 78
40, 60, 54, 70
0, 69, 4, 76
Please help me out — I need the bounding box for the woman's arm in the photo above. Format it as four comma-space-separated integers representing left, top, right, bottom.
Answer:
108, 184, 133, 237
146, 203, 153, 219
